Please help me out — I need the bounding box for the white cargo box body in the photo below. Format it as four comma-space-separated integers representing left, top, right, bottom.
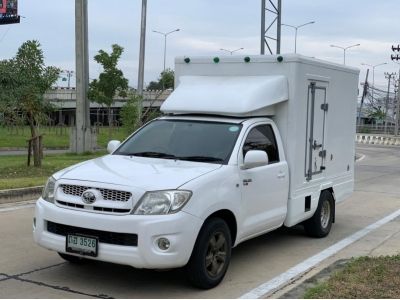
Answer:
162, 54, 359, 226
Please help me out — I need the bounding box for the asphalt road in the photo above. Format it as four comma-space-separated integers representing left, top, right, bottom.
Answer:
0, 144, 399, 298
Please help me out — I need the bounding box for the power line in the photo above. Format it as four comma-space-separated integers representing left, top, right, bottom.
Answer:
0, 26, 10, 43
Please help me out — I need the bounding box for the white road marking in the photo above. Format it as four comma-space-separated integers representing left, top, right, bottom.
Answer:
239, 208, 400, 299
0, 202, 35, 213
356, 153, 366, 162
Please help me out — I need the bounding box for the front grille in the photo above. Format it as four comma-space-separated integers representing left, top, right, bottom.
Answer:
57, 201, 84, 209
47, 221, 138, 247
56, 201, 131, 214
60, 184, 132, 202
93, 207, 131, 214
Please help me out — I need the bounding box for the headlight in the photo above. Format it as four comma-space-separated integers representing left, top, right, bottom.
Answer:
133, 190, 192, 215
42, 176, 56, 203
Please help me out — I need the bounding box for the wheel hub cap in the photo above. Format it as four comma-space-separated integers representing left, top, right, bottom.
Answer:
205, 232, 227, 277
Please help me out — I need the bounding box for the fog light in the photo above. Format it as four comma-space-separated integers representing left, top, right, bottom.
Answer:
157, 238, 170, 250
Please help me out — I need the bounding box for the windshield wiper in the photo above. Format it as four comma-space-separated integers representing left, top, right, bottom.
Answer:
120, 152, 224, 163
123, 151, 177, 159
176, 156, 224, 163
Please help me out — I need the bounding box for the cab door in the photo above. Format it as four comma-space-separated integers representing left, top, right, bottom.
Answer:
239, 123, 289, 237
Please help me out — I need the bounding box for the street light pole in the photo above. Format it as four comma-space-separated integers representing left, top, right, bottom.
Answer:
220, 47, 244, 55
330, 43, 360, 65
282, 21, 315, 53
152, 29, 180, 75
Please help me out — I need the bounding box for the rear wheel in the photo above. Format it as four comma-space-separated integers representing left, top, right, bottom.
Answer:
304, 190, 334, 238
186, 218, 232, 289
58, 252, 85, 264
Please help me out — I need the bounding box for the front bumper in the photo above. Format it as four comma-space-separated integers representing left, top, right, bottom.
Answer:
33, 198, 203, 269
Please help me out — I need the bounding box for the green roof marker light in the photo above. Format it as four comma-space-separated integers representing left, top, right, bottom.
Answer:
244, 56, 251, 63
277, 56, 284, 62
184, 57, 190, 64
213, 57, 220, 63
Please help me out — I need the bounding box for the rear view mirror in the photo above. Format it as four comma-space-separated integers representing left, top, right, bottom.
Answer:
107, 140, 121, 154
242, 150, 269, 169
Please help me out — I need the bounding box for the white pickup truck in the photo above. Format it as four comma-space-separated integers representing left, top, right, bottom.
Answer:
34, 54, 359, 289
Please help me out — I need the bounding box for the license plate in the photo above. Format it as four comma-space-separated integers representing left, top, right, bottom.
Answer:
66, 234, 98, 257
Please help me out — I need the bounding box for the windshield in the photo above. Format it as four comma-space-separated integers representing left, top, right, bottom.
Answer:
114, 119, 242, 164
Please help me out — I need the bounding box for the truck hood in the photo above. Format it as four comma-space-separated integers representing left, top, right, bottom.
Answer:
55, 154, 222, 190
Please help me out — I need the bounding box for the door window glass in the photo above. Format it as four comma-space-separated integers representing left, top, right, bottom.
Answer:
243, 125, 280, 163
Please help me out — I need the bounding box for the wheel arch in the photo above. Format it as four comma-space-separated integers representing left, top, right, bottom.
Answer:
204, 209, 238, 246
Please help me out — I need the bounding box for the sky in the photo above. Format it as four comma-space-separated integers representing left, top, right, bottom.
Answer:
0, 0, 399, 91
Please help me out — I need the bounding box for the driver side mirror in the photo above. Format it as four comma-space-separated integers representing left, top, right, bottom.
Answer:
242, 150, 269, 169
107, 140, 121, 154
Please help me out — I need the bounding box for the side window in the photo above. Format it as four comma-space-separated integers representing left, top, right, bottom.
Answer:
243, 125, 280, 163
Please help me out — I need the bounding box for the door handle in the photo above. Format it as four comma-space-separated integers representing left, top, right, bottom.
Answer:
277, 172, 286, 179
243, 179, 252, 186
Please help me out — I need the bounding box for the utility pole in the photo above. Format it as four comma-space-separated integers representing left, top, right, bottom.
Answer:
391, 45, 400, 135
396, 70, 400, 135
62, 70, 74, 89
358, 69, 369, 128
137, 0, 147, 125
73, 0, 92, 153
260, 0, 282, 55
361, 62, 387, 107
384, 72, 396, 134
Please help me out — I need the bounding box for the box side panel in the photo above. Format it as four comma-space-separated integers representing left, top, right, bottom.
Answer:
284, 63, 359, 226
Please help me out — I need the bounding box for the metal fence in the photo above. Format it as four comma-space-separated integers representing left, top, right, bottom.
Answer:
356, 125, 397, 135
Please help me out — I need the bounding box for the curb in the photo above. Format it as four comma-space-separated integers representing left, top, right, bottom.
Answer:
0, 186, 43, 205
356, 134, 400, 146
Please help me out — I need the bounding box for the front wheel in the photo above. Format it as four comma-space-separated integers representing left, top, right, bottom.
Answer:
186, 218, 232, 289
304, 190, 334, 238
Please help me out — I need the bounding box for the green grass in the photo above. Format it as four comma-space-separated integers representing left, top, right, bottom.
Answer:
0, 152, 106, 190
0, 126, 129, 149
304, 256, 400, 298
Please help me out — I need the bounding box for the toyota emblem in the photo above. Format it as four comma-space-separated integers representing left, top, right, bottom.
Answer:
82, 190, 97, 204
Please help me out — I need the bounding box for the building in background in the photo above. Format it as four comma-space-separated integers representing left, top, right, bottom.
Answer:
44, 88, 172, 126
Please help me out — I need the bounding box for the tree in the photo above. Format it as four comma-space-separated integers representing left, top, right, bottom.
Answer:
146, 68, 174, 90
120, 94, 140, 134
88, 44, 128, 139
0, 40, 59, 167
367, 107, 386, 123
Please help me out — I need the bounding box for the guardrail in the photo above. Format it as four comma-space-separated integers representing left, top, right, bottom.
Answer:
356, 134, 400, 146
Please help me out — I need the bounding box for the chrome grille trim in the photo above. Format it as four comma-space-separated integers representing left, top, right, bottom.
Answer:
60, 184, 132, 202
56, 200, 131, 214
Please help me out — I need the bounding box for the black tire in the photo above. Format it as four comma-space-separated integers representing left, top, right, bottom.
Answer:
58, 252, 85, 264
304, 190, 335, 238
186, 218, 232, 289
